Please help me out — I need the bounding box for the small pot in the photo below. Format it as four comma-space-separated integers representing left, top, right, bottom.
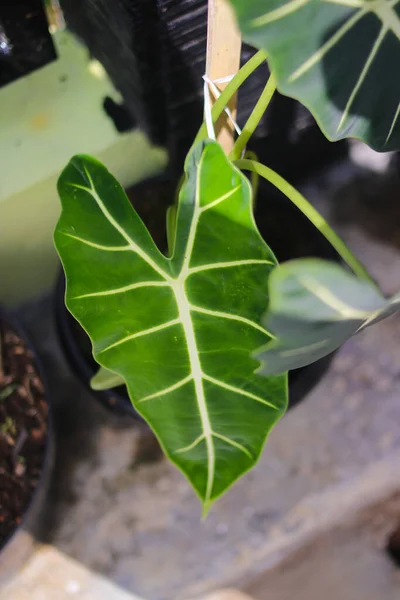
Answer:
0, 309, 53, 586
54, 173, 339, 417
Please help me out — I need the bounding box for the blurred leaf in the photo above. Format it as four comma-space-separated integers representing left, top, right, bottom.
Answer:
229, 0, 400, 150
257, 259, 400, 374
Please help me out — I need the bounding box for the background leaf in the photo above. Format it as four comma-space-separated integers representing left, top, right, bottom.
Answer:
55, 140, 288, 511
90, 366, 125, 391
257, 259, 400, 374
229, 0, 400, 151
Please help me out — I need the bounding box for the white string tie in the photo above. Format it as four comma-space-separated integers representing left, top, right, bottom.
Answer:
202, 73, 242, 141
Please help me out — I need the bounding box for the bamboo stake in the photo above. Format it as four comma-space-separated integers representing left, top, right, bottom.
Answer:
206, 0, 242, 154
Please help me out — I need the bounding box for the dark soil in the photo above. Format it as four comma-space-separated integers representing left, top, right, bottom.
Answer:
0, 317, 48, 547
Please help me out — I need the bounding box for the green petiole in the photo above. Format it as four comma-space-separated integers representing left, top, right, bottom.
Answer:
235, 158, 375, 285
230, 73, 277, 161
194, 49, 268, 146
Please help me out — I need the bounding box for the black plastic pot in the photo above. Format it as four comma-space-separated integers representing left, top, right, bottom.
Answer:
61, 0, 347, 174
54, 172, 339, 418
0, 308, 53, 586
55, 274, 132, 416
0, 2, 57, 88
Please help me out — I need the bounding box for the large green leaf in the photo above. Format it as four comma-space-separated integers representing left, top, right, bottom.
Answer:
54, 140, 288, 511
229, 0, 400, 150
257, 259, 400, 374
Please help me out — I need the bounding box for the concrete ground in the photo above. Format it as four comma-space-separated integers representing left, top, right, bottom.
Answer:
16, 150, 400, 600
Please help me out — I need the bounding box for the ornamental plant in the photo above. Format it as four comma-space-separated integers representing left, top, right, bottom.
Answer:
54, 0, 400, 513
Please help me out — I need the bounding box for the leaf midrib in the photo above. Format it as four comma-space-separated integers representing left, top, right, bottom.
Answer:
172, 150, 215, 508
173, 280, 215, 505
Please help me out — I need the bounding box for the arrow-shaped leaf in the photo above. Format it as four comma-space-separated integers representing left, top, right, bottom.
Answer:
257, 259, 400, 374
54, 140, 288, 511
228, 0, 400, 151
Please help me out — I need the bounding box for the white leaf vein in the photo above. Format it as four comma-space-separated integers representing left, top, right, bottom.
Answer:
138, 375, 193, 403
188, 259, 273, 276
71, 170, 171, 283
200, 185, 241, 212
212, 433, 253, 460
62, 232, 132, 252
288, 6, 368, 83
175, 434, 205, 454
337, 25, 387, 132
176, 432, 253, 460
190, 304, 273, 337
250, 0, 312, 27
386, 102, 400, 144
99, 318, 180, 353
72, 281, 169, 299
298, 275, 377, 319
203, 374, 279, 410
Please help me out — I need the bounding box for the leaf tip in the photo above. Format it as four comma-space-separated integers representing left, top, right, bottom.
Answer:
201, 500, 212, 520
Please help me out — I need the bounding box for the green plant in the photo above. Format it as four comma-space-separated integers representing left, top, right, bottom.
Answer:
54, 0, 400, 512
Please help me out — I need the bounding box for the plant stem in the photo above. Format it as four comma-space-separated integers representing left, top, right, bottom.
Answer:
235, 158, 375, 283
230, 73, 276, 160
244, 150, 260, 206
194, 49, 267, 146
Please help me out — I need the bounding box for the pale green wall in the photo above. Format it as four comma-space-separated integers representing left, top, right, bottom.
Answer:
0, 32, 167, 306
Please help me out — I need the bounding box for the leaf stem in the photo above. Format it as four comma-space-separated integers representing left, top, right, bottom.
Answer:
194, 49, 268, 145
235, 158, 375, 284
230, 73, 277, 160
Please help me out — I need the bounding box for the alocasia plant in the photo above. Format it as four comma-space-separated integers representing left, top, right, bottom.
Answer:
55, 0, 400, 508
55, 140, 287, 511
